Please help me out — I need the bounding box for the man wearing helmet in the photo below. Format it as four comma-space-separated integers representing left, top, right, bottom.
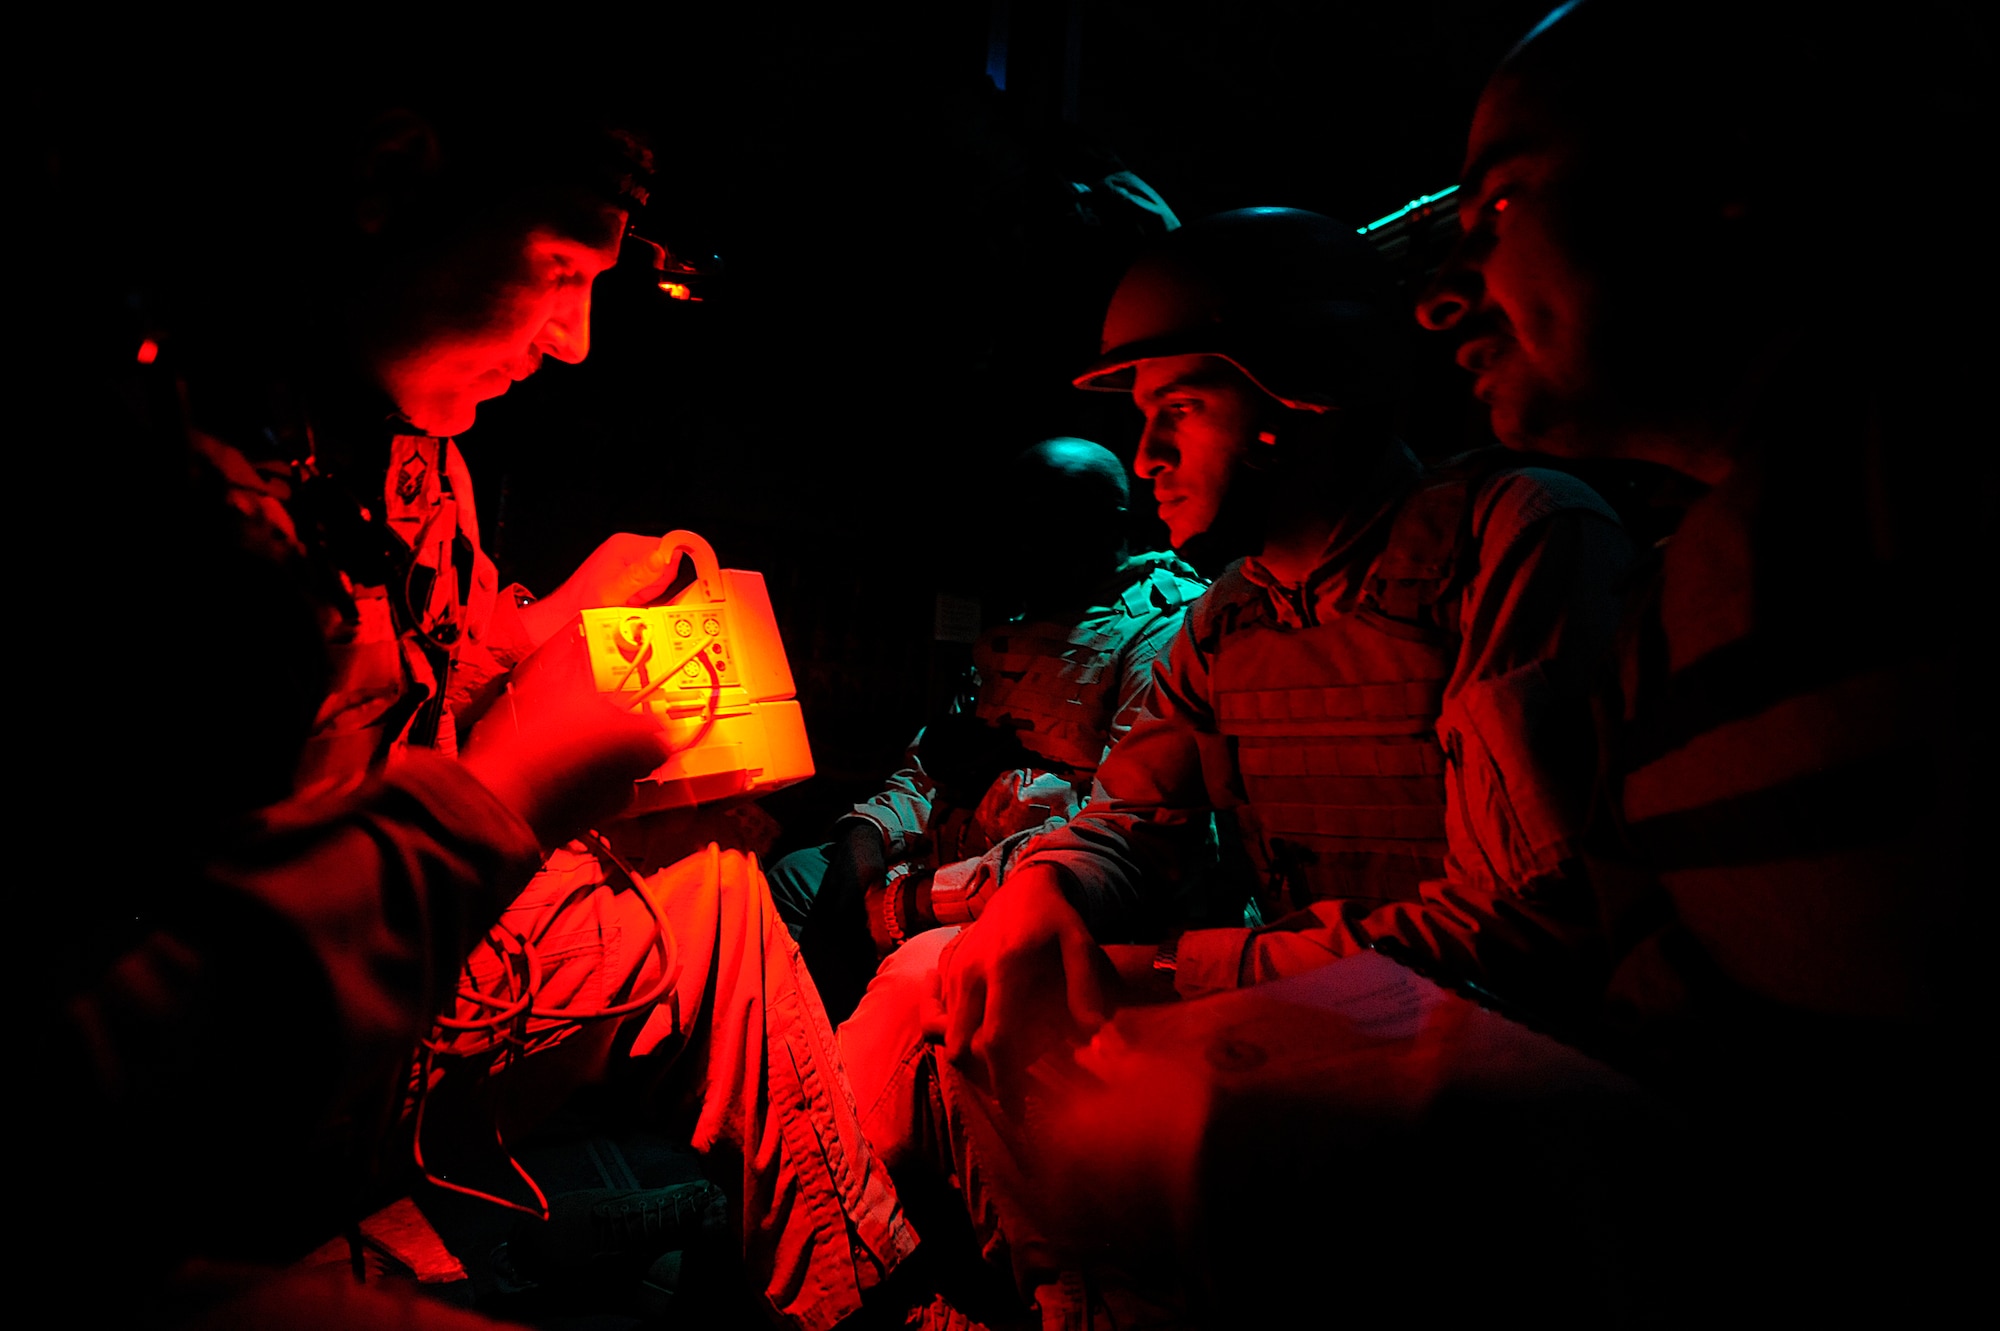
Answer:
837, 206, 1635, 1319
928, 207, 1632, 1066
772, 437, 1206, 1022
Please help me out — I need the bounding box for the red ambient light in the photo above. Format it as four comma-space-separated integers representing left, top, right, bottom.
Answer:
136, 338, 160, 364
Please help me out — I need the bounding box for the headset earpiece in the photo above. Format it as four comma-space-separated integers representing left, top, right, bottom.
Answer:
1245, 422, 1285, 471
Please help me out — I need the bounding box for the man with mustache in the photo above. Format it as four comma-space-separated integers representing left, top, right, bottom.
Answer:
1414, 0, 1976, 1316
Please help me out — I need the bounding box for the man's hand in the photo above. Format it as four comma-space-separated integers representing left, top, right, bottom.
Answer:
517, 533, 683, 647
461, 623, 670, 848
932, 865, 1113, 1099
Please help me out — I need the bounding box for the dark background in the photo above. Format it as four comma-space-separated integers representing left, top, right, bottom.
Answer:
41, 0, 1584, 852
459, 0, 1565, 850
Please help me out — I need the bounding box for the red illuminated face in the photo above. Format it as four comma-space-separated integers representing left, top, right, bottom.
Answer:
370, 219, 626, 437
1131, 355, 1260, 549
1415, 74, 1608, 456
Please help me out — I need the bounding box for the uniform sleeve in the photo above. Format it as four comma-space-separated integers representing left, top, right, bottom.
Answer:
1008, 614, 1236, 940
847, 729, 944, 861
1178, 474, 1632, 1011
212, 751, 545, 1056
1104, 605, 1189, 756
847, 656, 987, 859
50, 750, 542, 1264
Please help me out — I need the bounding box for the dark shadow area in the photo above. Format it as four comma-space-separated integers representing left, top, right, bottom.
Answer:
32, 0, 1697, 860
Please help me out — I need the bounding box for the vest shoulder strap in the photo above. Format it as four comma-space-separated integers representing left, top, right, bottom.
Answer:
1186, 562, 1264, 653
1364, 448, 1518, 624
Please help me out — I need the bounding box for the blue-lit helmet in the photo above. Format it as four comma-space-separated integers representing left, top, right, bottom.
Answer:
1074, 207, 1406, 411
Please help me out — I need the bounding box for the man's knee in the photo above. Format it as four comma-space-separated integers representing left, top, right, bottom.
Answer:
885, 925, 957, 978
850, 926, 956, 1037
837, 927, 956, 1156
842, 925, 954, 1046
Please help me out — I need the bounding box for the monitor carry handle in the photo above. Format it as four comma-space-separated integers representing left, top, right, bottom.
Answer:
657, 530, 723, 604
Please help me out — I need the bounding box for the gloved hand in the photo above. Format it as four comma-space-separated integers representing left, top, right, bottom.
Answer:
461, 621, 670, 849
797, 818, 887, 1022
517, 533, 685, 647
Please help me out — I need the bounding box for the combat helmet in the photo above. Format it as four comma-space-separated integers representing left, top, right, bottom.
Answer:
1073, 207, 1405, 411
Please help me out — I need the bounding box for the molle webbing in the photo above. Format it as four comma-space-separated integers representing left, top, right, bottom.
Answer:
1210, 463, 1484, 911
1217, 679, 1445, 733
1217, 638, 1453, 909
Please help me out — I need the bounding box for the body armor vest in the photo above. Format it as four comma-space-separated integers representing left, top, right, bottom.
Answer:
1206, 463, 1491, 915
972, 555, 1205, 781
